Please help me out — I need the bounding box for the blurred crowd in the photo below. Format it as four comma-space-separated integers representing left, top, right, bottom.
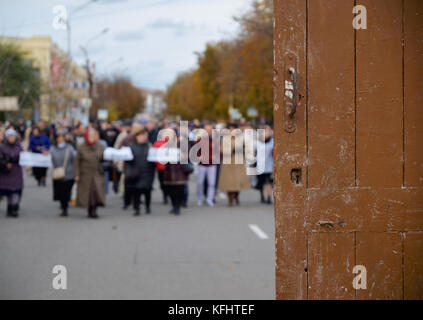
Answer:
0, 118, 274, 219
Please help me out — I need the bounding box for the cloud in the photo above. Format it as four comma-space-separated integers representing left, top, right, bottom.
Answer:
114, 30, 145, 41
148, 18, 200, 37
140, 60, 165, 69
99, 0, 129, 4
149, 19, 186, 29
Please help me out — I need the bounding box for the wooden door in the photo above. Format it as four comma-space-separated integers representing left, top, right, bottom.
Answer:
274, 0, 423, 300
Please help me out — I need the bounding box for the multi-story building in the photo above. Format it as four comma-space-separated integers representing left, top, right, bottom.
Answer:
0, 35, 89, 122
143, 89, 167, 120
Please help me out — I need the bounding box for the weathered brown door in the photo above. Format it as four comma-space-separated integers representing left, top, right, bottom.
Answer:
274, 0, 423, 300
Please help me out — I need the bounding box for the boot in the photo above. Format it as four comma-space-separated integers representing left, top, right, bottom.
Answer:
6, 204, 13, 217
260, 191, 266, 204
60, 207, 68, 217
91, 206, 98, 219
235, 193, 240, 206
88, 206, 98, 219
133, 208, 140, 216
228, 193, 234, 207
267, 196, 273, 205
169, 206, 180, 215
145, 207, 151, 215
11, 204, 19, 218
163, 194, 169, 205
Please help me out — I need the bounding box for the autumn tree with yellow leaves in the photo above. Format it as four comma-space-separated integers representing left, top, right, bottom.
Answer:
92, 76, 145, 121
165, 0, 273, 121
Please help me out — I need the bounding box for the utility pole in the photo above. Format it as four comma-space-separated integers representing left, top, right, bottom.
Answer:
79, 28, 110, 99
66, 0, 98, 57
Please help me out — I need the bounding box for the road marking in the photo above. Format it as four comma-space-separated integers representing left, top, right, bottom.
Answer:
249, 224, 269, 240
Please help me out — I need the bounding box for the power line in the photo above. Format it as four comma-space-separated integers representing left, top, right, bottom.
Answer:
1, 0, 186, 31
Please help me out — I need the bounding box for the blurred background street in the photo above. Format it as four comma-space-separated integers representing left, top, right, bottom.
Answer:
0, 172, 275, 300
0, 0, 275, 300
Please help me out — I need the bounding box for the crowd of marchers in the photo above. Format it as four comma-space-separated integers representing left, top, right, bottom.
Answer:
0, 118, 274, 219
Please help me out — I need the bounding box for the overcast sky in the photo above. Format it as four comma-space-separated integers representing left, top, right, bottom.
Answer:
0, 0, 251, 90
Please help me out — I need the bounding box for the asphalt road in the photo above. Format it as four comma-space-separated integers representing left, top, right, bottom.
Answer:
0, 171, 275, 300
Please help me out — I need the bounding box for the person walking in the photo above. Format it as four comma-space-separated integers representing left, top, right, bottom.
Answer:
74, 128, 106, 219
218, 125, 250, 206
124, 129, 156, 216
29, 126, 51, 186
117, 121, 142, 209
112, 120, 131, 195
195, 124, 219, 207
0, 129, 24, 218
153, 136, 169, 205
50, 130, 76, 217
255, 125, 274, 204
163, 133, 190, 215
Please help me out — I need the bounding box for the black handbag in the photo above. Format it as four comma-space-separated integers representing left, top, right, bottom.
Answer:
181, 163, 194, 175
125, 163, 140, 183
0, 152, 11, 174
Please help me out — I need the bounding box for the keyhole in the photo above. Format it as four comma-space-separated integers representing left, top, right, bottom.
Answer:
291, 168, 302, 185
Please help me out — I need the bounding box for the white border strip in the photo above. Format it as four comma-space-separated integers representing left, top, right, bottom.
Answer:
249, 224, 269, 240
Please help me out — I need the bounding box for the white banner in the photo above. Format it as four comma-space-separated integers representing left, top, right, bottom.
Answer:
19, 152, 52, 168
0, 97, 19, 111
147, 148, 180, 163
103, 147, 134, 161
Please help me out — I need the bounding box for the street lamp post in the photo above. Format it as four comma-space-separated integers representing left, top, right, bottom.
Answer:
79, 28, 110, 99
67, 0, 98, 57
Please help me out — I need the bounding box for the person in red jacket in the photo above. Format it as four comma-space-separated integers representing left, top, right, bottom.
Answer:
153, 137, 169, 204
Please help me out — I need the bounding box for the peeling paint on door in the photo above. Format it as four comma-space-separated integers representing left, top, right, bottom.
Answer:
274, 0, 423, 300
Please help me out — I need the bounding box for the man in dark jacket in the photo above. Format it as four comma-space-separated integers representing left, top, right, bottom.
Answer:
29, 126, 51, 186
125, 129, 155, 216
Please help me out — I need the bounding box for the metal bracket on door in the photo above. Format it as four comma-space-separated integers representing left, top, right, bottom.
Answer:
283, 53, 298, 133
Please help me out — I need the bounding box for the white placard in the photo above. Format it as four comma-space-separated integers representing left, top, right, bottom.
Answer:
19, 152, 52, 168
0, 97, 19, 111
97, 109, 108, 121
147, 148, 180, 163
103, 147, 134, 161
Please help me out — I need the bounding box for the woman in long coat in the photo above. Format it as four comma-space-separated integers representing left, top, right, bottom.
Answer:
124, 129, 156, 216
0, 129, 24, 218
50, 129, 76, 217
74, 128, 105, 219
218, 126, 250, 206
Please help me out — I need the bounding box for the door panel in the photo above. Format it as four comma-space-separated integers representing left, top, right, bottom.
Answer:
308, 232, 355, 300
356, 0, 403, 188
274, 0, 307, 300
307, 188, 423, 232
274, 0, 423, 300
404, 0, 423, 187
404, 232, 423, 299
308, 0, 355, 190
356, 232, 403, 300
